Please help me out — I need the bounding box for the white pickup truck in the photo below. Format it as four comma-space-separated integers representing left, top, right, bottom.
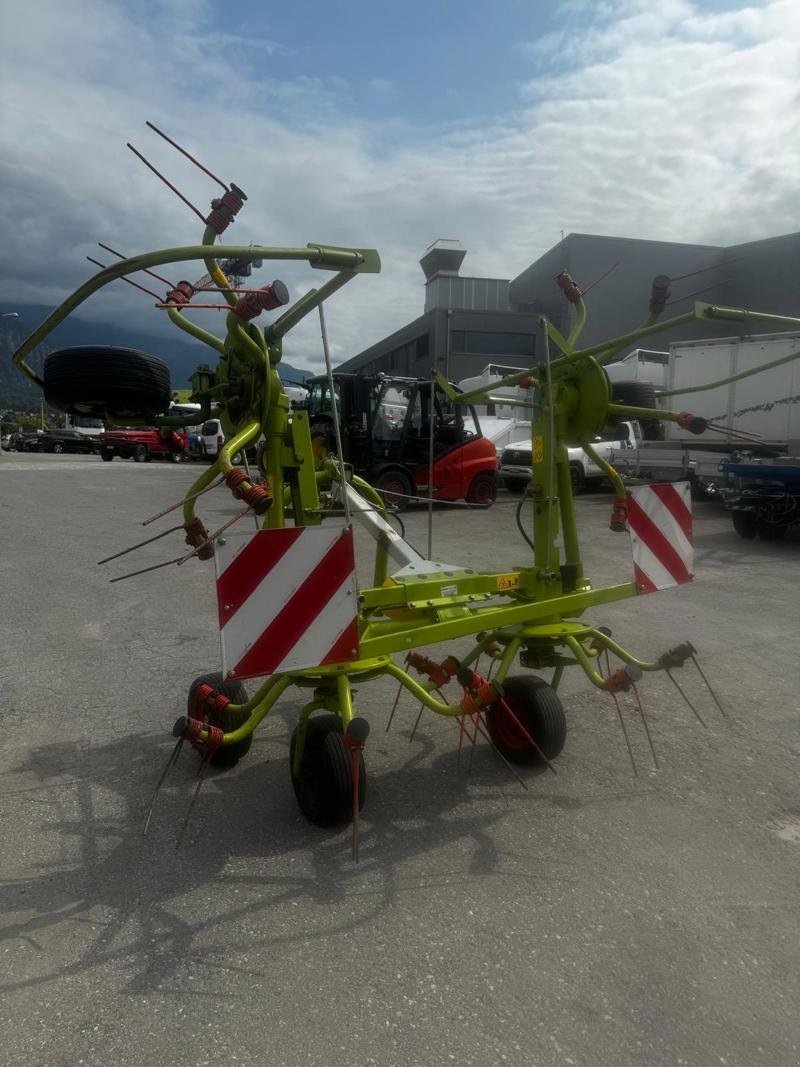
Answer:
499, 421, 642, 493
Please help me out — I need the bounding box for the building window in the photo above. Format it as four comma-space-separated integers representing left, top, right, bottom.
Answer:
451, 331, 535, 357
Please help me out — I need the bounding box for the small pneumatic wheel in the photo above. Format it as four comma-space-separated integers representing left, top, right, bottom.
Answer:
485, 675, 567, 766
290, 714, 366, 827
187, 672, 252, 768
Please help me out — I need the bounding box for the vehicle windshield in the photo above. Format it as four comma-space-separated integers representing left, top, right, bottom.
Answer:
373, 384, 417, 441
307, 380, 341, 418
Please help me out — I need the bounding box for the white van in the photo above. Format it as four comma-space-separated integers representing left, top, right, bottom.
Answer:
200, 418, 225, 460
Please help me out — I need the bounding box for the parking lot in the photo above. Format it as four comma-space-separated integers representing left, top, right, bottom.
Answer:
1, 453, 798, 1066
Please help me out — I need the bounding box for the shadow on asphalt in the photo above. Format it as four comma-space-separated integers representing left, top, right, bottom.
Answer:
0, 710, 561, 996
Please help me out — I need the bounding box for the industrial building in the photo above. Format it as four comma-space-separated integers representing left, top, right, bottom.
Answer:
336, 231, 799, 382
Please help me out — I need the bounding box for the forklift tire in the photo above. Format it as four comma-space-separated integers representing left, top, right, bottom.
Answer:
187, 672, 252, 768
466, 472, 497, 507
290, 714, 366, 827
485, 675, 566, 766
732, 510, 758, 539
42, 346, 172, 421
375, 469, 414, 511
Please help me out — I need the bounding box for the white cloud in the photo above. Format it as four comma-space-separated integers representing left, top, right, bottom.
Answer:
1, 0, 798, 376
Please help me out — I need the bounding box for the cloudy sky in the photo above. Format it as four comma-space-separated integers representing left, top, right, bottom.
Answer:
1, 0, 798, 372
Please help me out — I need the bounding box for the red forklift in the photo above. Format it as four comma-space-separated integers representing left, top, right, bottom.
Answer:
305, 373, 498, 508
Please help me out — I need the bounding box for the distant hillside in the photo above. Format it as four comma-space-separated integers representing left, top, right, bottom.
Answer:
0, 303, 313, 410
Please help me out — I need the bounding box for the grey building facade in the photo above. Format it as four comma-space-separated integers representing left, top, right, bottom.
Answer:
337, 232, 799, 381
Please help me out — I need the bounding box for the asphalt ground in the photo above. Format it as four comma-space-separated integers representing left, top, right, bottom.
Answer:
1, 452, 798, 1067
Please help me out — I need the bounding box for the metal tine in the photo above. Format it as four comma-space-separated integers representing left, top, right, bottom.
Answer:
690, 655, 728, 718
145, 120, 230, 191
467, 710, 480, 773
98, 242, 175, 288
608, 689, 638, 778
175, 756, 213, 851
468, 711, 529, 791
409, 686, 447, 743
495, 699, 557, 775
705, 422, 763, 442
351, 751, 361, 863
142, 476, 226, 526
632, 684, 659, 770
665, 668, 707, 729
98, 523, 185, 566
127, 142, 208, 224
87, 256, 163, 300
143, 737, 185, 836
177, 505, 254, 565
408, 704, 425, 742
386, 680, 404, 733
109, 555, 185, 583
605, 651, 638, 777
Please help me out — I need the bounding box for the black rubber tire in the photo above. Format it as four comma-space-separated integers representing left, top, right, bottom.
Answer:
466, 471, 497, 507
486, 675, 567, 766
290, 714, 366, 827
374, 469, 415, 511
610, 381, 662, 439
732, 509, 758, 539
611, 380, 657, 410
503, 478, 527, 494
758, 521, 787, 541
52, 442, 64, 454
569, 463, 585, 493
187, 672, 252, 769
169, 449, 184, 464
42, 346, 172, 421
133, 444, 148, 463
100, 448, 114, 462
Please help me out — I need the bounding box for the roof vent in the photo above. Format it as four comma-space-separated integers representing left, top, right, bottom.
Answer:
420, 239, 467, 281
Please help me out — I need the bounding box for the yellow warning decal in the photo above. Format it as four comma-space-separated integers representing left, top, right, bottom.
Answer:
496, 573, 520, 592
533, 436, 544, 463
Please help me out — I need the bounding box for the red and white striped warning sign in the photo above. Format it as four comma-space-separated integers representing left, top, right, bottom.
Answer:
627, 482, 693, 593
214, 524, 360, 680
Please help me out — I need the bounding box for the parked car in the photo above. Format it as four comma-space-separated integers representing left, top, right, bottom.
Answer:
38, 429, 98, 455
8, 430, 42, 452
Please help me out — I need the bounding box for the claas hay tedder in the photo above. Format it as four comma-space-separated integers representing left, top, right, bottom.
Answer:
13, 124, 800, 856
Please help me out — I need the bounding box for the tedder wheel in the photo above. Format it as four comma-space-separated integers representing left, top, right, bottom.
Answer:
375, 469, 414, 511
569, 463, 585, 493
732, 509, 758, 539
133, 444, 148, 463
42, 346, 172, 422
486, 675, 567, 766
466, 472, 497, 507
290, 714, 366, 827
187, 672, 252, 768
